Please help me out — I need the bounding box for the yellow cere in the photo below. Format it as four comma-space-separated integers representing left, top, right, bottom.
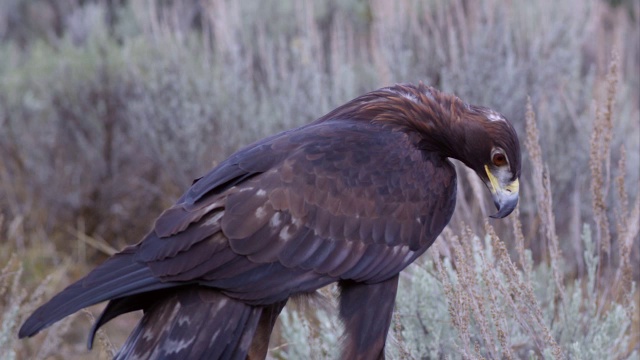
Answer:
506, 178, 519, 193
484, 165, 500, 193
484, 165, 519, 194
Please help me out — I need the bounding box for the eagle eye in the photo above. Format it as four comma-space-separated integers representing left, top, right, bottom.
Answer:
492, 152, 507, 167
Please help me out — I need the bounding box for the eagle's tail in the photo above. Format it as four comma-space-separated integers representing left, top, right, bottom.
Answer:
115, 287, 263, 360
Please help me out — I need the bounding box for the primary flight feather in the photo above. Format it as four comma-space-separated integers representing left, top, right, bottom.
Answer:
20, 83, 521, 359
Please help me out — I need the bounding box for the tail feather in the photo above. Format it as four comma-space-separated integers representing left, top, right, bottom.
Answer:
88, 287, 182, 349
18, 251, 175, 338
115, 287, 263, 360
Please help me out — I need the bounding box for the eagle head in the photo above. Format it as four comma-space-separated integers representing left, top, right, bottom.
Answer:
459, 105, 521, 218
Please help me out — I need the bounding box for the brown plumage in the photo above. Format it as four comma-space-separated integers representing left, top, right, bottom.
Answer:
19, 83, 521, 359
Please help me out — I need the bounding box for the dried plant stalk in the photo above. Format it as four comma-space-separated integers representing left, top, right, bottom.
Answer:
590, 52, 619, 256
613, 146, 630, 301
511, 206, 531, 280
542, 166, 565, 300
524, 98, 565, 299
485, 222, 565, 360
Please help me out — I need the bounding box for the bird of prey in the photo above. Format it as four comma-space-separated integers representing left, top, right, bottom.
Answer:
19, 83, 521, 359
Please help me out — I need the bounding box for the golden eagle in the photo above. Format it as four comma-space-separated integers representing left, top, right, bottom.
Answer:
19, 83, 521, 359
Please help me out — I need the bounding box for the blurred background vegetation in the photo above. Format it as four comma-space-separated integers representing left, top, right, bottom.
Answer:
0, 0, 638, 359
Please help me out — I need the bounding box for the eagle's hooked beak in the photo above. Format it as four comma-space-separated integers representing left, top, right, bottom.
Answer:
484, 165, 519, 219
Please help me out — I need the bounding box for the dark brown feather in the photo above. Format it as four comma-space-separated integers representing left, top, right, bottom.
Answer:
115, 287, 262, 360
